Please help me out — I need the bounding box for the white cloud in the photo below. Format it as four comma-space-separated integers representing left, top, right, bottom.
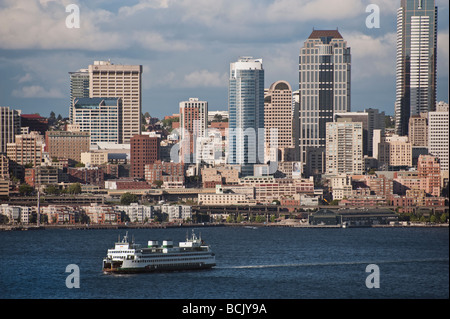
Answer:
183, 70, 228, 88
17, 73, 33, 84
118, 0, 169, 16
12, 85, 64, 98
266, 0, 366, 22
343, 31, 397, 79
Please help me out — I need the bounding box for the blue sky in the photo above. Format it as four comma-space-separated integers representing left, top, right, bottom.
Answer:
0, 0, 448, 119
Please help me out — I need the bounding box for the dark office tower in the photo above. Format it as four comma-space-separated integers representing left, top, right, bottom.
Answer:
395, 0, 438, 136
69, 69, 90, 124
298, 29, 351, 176
130, 135, 160, 179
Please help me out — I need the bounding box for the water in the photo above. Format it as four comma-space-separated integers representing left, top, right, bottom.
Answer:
0, 226, 448, 299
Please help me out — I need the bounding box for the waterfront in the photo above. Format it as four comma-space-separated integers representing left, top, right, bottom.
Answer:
0, 226, 448, 299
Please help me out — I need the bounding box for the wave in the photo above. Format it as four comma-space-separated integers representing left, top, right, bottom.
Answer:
219, 258, 449, 269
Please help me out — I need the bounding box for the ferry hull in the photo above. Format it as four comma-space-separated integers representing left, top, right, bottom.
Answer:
103, 262, 215, 274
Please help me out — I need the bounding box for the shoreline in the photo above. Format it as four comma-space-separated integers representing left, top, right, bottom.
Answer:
0, 222, 448, 231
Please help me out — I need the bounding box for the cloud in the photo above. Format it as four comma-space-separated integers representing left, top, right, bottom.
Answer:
342, 31, 397, 79
183, 70, 228, 88
12, 85, 64, 98
266, 0, 366, 22
17, 73, 33, 84
118, 0, 169, 16
437, 28, 449, 77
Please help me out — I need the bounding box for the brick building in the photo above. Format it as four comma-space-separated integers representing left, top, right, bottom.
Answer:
130, 135, 160, 179
145, 161, 184, 188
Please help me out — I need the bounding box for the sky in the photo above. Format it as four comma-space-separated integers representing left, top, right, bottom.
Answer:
0, 0, 448, 119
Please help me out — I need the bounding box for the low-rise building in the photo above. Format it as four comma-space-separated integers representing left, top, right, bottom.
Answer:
82, 203, 120, 224
116, 203, 154, 223
0, 204, 32, 224
145, 161, 184, 188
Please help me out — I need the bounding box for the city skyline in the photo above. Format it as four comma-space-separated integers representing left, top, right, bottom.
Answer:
0, 0, 448, 120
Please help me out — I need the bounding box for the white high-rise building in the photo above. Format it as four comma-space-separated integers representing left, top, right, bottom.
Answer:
88, 60, 142, 144
428, 102, 449, 172
228, 57, 265, 177
325, 119, 363, 175
72, 97, 122, 145
395, 0, 437, 136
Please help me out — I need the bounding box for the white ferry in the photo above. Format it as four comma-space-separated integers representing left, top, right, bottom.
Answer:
102, 230, 216, 273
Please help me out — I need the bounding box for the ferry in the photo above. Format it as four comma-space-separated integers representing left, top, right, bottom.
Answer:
102, 230, 216, 273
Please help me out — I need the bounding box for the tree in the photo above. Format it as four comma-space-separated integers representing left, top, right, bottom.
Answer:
19, 183, 34, 195
120, 192, 138, 205
67, 183, 82, 194
255, 215, 265, 223
154, 180, 163, 188
45, 184, 59, 195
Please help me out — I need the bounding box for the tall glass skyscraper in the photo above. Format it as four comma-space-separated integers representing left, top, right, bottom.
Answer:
228, 57, 265, 177
298, 30, 351, 176
69, 69, 90, 124
395, 0, 437, 136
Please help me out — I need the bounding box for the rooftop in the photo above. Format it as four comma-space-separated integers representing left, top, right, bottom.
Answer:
308, 29, 343, 40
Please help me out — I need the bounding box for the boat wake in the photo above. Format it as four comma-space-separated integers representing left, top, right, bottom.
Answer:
220, 258, 449, 269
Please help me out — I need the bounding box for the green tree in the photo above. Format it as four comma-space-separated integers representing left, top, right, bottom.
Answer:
67, 183, 82, 194
120, 192, 138, 205
45, 184, 60, 195
255, 215, 265, 223
154, 180, 163, 188
19, 183, 34, 195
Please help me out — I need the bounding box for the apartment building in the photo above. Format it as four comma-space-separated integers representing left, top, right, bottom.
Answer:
88, 60, 142, 143
45, 130, 90, 163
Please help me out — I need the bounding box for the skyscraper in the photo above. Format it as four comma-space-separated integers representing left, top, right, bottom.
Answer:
69, 69, 89, 124
88, 60, 143, 144
0, 106, 21, 154
179, 98, 208, 162
395, 0, 437, 136
298, 29, 351, 176
131, 135, 160, 179
72, 97, 122, 145
264, 80, 293, 163
428, 102, 449, 172
228, 57, 265, 176
326, 119, 363, 176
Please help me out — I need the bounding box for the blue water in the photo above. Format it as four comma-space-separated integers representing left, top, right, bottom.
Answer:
0, 226, 448, 299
